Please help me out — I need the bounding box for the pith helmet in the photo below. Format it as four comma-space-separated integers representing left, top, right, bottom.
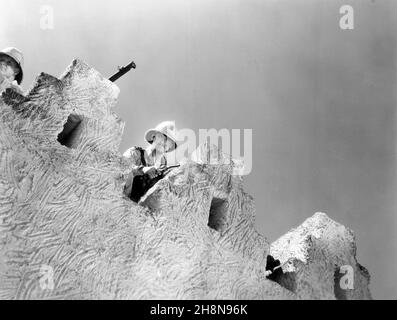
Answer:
0, 47, 24, 84
144, 121, 178, 152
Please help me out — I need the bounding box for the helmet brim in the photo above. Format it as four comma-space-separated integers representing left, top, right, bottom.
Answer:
144, 129, 178, 153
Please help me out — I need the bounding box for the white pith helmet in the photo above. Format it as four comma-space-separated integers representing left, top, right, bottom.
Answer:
0, 47, 24, 84
144, 121, 178, 152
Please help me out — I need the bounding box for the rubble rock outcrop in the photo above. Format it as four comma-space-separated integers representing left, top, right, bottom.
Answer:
270, 212, 372, 299
0, 59, 371, 299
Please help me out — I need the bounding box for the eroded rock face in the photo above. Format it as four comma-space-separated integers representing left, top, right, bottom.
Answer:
0, 59, 371, 299
270, 212, 372, 300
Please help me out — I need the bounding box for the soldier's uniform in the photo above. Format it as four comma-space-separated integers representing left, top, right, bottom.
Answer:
123, 146, 167, 201
123, 121, 178, 202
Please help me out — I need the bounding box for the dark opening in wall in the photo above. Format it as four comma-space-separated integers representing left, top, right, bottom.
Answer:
265, 255, 297, 292
208, 197, 227, 231
57, 114, 83, 148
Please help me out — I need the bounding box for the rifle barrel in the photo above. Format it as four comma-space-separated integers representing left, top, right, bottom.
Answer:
109, 61, 136, 82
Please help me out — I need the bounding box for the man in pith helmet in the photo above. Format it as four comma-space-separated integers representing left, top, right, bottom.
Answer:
0, 47, 24, 95
123, 121, 179, 202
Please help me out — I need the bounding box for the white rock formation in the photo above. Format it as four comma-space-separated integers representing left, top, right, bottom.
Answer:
0, 59, 371, 299
270, 212, 372, 299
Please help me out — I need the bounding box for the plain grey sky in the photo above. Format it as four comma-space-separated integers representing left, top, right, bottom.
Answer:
1, 0, 396, 299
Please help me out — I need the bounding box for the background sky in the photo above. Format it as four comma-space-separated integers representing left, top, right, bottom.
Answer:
1, 0, 396, 299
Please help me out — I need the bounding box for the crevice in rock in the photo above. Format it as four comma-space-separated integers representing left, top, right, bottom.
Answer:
265, 255, 297, 292
57, 114, 83, 148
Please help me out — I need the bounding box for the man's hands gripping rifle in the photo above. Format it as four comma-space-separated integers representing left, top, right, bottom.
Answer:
154, 164, 180, 178
129, 164, 180, 202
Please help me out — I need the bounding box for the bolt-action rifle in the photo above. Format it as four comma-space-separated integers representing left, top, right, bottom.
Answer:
108, 61, 136, 82
130, 165, 180, 202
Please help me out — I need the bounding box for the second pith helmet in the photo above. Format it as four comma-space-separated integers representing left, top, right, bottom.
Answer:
0, 47, 24, 84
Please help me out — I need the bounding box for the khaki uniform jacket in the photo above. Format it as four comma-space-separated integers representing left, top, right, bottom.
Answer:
123, 146, 167, 198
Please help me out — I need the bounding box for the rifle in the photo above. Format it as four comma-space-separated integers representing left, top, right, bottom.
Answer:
108, 61, 136, 82
130, 165, 180, 202
157, 164, 180, 175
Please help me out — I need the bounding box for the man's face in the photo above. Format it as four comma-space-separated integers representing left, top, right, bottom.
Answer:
153, 133, 174, 153
0, 56, 19, 83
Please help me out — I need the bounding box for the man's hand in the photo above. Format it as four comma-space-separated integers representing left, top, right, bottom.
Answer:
143, 166, 159, 179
